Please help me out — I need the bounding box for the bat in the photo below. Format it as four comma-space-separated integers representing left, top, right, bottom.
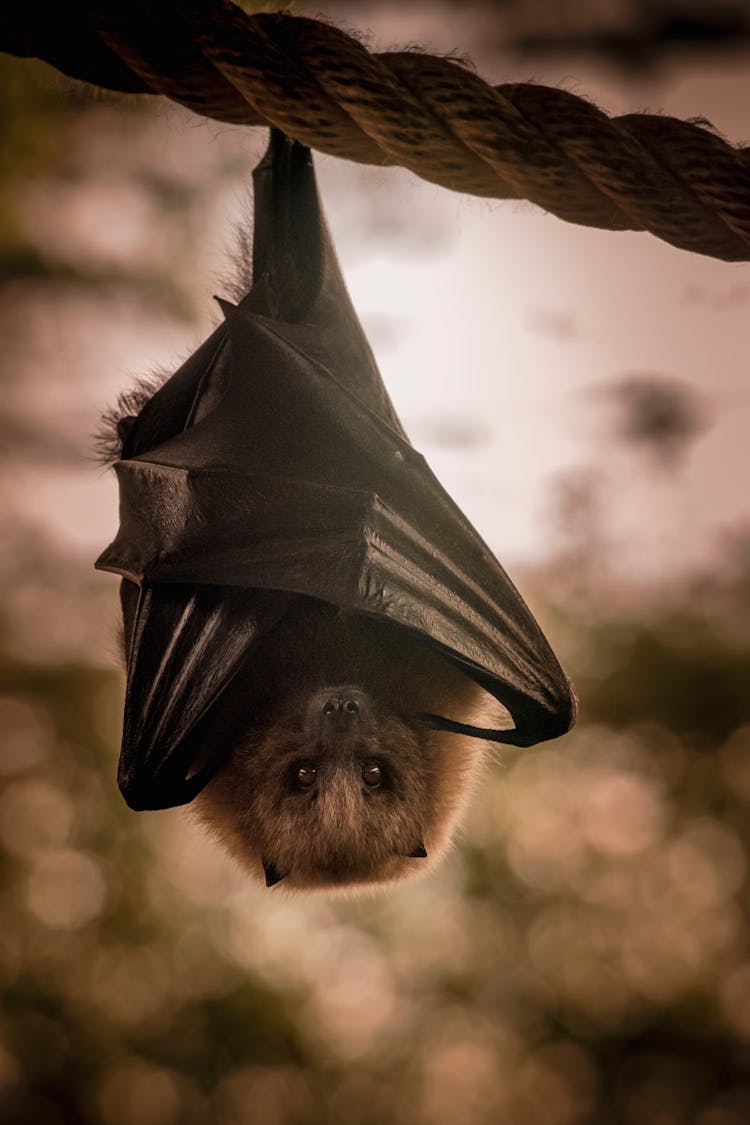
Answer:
97, 130, 576, 892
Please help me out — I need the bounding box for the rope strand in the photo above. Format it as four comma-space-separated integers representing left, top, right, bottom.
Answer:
2, 3, 749, 260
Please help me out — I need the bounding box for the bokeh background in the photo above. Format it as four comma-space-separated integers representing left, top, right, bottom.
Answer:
2, 2, 750, 1123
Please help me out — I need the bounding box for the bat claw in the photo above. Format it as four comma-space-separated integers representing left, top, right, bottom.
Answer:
407, 841, 427, 859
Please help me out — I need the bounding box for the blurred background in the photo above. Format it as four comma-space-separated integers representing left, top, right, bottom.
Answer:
2, 2, 750, 1122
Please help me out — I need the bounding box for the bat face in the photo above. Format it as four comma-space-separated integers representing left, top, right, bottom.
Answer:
192, 598, 493, 892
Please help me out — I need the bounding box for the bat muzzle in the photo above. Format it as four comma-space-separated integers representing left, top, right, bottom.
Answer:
310, 686, 371, 747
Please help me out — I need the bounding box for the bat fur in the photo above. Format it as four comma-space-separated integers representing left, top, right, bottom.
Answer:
191, 596, 494, 892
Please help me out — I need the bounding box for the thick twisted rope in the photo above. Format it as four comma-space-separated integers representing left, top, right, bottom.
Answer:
3, 2, 750, 261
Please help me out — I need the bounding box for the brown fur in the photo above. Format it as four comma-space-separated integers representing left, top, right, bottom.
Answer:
193, 598, 498, 893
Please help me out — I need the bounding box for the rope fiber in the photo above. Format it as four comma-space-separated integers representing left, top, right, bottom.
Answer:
2, 1, 750, 260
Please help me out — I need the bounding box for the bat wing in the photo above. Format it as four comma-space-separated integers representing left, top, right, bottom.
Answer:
117, 582, 292, 810
98, 131, 576, 811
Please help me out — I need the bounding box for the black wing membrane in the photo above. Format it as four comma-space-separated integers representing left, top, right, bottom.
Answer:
97, 130, 576, 811
117, 582, 292, 810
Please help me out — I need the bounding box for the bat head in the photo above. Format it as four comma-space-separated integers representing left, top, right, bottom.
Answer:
193, 601, 491, 892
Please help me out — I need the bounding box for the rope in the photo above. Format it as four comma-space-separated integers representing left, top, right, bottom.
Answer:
3, 2, 750, 261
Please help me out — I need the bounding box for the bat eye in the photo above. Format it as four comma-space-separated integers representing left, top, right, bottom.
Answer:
362, 762, 382, 788
296, 764, 317, 789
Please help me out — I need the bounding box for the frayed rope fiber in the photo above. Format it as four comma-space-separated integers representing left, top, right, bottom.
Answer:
2, 2, 749, 260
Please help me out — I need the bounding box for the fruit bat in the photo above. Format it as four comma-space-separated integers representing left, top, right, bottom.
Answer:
96, 130, 577, 892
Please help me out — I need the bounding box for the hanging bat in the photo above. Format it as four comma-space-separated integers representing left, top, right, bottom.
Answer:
97, 130, 577, 892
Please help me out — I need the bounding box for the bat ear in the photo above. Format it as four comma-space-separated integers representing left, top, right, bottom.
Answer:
262, 858, 289, 887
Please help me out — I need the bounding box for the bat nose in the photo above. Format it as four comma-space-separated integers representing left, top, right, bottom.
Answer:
321, 693, 361, 719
